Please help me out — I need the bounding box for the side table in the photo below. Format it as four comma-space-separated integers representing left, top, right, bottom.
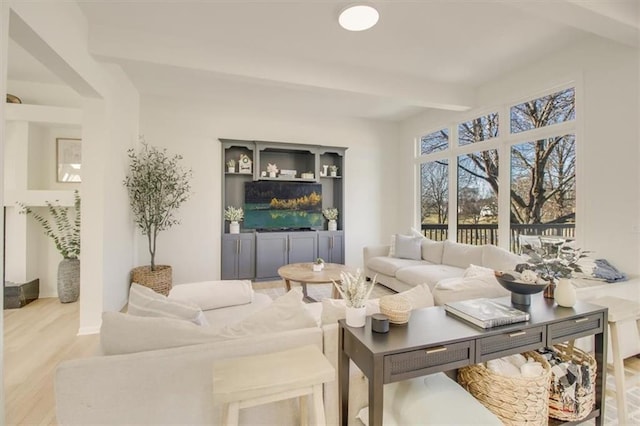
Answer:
591, 296, 640, 424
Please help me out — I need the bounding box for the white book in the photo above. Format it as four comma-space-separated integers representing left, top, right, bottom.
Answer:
444, 298, 530, 329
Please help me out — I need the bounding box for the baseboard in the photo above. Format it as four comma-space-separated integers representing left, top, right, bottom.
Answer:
77, 325, 100, 336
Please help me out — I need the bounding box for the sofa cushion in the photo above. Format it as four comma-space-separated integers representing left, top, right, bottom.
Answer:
367, 256, 427, 277
202, 293, 273, 327
168, 280, 253, 311
482, 244, 524, 272
463, 264, 495, 278
394, 234, 423, 260
397, 283, 434, 309
128, 283, 207, 326
442, 240, 483, 269
395, 264, 464, 291
102, 288, 316, 355
432, 275, 509, 305
421, 239, 444, 264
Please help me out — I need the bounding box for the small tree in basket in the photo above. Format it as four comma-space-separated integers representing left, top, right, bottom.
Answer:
123, 139, 192, 271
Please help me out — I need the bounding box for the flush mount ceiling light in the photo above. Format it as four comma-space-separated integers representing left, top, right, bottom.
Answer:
338, 4, 379, 31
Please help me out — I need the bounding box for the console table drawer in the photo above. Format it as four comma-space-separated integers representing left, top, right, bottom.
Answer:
384, 341, 474, 382
476, 326, 545, 362
548, 313, 604, 344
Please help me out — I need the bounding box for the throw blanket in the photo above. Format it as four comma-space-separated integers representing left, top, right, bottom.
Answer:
592, 259, 627, 283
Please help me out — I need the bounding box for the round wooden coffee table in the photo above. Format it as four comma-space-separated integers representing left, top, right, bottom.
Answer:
278, 263, 356, 302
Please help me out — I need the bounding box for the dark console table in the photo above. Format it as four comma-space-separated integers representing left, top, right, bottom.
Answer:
339, 295, 607, 426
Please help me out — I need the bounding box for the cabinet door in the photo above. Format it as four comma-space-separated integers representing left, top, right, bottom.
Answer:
288, 232, 318, 264
318, 231, 344, 264
221, 234, 240, 280
255, 233, 288, 279
237, 234, 255, 279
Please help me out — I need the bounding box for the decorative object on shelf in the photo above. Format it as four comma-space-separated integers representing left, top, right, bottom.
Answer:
322, 207, 339, 231
313, 257, 325, 272
329, 165, 338, 177
554, 277, 576, 307
238, 154, 252, 174
280, 169, 297, 178
494, 271, 549, 306
379, 295, 412, 324
301, 172, 314, 179
123, 137, 192, 295
18, 190, 81, 303
332, 269, 376, 327
322, 164, 329, 177
226, 159, 236, 173
516, 241, 586, 301
56, 138, 82, 183
224, 206, 244, 234
267, 163, 279, 178
6, 93, 22, 103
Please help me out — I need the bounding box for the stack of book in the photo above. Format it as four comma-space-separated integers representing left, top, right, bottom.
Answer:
444, 298, 530, 329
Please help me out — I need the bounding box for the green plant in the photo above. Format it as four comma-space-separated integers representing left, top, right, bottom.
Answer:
322, 207, 339, 221
226, 159, 236, 168
329, 165, 338, 173
224, 206, 244, 222
123, 139, 192, 271
332, 269, 376, 308
516, 241, 587, 280
18, 190, 81, 259
315, 257, 325, 265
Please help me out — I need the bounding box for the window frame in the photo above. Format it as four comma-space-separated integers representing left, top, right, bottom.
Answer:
415, 82, 580, 251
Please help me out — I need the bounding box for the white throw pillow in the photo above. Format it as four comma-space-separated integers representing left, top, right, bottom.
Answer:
128, 283, 207, 326
394, 234, 423, 260
102, 288, 317, 355
441, 240, 483, 269
463, 264, 495, 278
168, 280, 253, 311
397, 283, 435, 309
389, 228, 425, 256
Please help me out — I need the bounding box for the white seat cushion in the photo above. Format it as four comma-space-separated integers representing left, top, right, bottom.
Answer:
367, 256, 429, 277
356, 372, 502, 425
395, 264, 464, 291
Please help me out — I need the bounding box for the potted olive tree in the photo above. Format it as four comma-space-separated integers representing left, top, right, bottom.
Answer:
123, 139, 192, 295
19, 190, 81, 303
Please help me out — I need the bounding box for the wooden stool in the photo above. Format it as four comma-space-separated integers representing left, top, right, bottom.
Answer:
591, 296, 640, 424
212, 344, 335, 426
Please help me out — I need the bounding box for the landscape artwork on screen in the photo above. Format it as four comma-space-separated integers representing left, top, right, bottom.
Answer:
244, 181, 323, 230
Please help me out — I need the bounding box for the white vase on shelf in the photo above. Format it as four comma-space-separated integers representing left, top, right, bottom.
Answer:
555, 278, 576, 307
345, 306, 366, 327
269, 172, 276, 178
328, 220, 337, 231
229, 221, 240, 234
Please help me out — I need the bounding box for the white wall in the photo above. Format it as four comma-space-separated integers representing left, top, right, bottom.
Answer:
401, 35, 640, 275
139, 96, 400, 284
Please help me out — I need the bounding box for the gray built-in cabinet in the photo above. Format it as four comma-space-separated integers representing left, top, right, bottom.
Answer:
220, 139, 346, 280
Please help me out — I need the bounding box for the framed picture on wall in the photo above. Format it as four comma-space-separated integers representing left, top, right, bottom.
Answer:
57, 138, 82, 183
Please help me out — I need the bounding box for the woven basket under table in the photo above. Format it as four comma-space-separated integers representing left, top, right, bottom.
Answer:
458, 351, 552, 426
548, 343, 596, 422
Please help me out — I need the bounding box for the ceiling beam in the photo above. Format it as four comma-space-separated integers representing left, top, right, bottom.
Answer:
87, 25, 475, 112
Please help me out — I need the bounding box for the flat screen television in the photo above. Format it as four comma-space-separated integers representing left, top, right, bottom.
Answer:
244, 181, 323, 230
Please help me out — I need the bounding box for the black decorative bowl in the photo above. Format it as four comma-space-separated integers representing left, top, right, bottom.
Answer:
494, 271, 549, 306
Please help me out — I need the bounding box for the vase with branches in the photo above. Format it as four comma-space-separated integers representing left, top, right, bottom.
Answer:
19, 190, 81, 303
123, 138, 192, 294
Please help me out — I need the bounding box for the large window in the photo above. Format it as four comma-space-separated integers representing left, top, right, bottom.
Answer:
418, 87, 576, 252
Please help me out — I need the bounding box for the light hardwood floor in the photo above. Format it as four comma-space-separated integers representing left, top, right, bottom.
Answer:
3, 295, 639, 425
4, 298, 99, 425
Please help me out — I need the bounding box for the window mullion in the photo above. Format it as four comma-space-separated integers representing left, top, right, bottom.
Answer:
448, 124, 458, 242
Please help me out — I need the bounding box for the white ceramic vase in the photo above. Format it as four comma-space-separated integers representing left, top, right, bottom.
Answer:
313, 263, 324, 272
229, 221, 240, 234
328, 220, 337, 231
269, 172, 276, 178
555, 278, 576, 307
345, 306, 366, 327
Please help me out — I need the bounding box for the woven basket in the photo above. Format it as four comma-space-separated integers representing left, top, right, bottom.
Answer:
458, 351, 551, 426
379, 295, 411, 324
548, 343, 596, 421
131, 265, 172, 296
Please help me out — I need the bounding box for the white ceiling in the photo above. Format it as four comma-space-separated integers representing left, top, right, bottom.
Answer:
7, 0, 639, 121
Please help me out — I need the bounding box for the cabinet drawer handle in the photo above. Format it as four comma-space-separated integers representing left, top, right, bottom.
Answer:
575, 317, 589, 323
509, 331, 526, 338
425, 346, 447, 354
